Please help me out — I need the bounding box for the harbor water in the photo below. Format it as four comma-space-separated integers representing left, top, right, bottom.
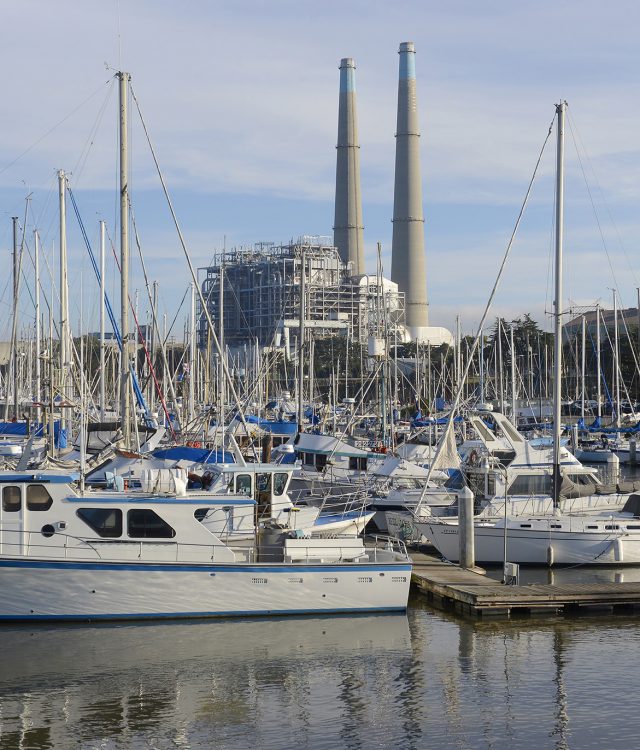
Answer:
1, 597, 638, 749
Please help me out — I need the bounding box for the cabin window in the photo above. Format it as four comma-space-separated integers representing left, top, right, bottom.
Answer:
519, 523, 532, 528
315, 454, 327, 471
127, 509, 176, 539
235, 474, 252, 495
273, 473, 288, 496
303, 452, 315, 466
26, 484, 53, 511
507, 475, 552, 496
567, 473, 596, 487
501, 420, 524, 444
2, 486, 21, 512
627, 525, 640, 530
194, 508, 209, 522
349, 457, 368, 471
77, 508, 122, 538
604, 525, 620, 531
550, 524, 562, 529
257, 474, 272, 493
587, 525, 598, 529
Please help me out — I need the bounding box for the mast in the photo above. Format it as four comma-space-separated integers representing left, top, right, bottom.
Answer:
552, 101, 566, 509
12, 216, 19, 420
596, 303, 602, 418
34, 230, 42, 424
99, 220, 106, 419
297, 248, 306, 434
58, 170, 70, 436
189, 281, 196, 424
510, 322, 517, 422
613, 289, 620, 428
118, 71, 132, 445
580, 315, 586, 421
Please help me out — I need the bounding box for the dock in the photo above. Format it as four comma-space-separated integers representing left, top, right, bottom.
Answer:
410, 548, 640, 618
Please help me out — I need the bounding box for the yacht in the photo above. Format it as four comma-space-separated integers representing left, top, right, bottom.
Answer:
0, 470, 411, 620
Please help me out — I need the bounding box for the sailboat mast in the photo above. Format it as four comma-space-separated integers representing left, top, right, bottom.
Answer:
297, 248, 306, 434
99, 220, 106, 419
119, 71, 132, 445
552, 101, 566, 508
12, 216, 19, 420
34, 230, 42, 424
58, 170, 71, 438
596, 303, 602, 418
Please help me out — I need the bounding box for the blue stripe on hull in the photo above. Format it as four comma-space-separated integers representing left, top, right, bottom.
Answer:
0, 558, 411, 574
0, 606, 408, 622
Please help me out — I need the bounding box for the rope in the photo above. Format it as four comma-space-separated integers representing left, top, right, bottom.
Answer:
414, 112, 556, 516
129, 80, 259, 462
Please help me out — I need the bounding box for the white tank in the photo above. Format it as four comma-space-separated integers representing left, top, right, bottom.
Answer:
368, 337, 386, 358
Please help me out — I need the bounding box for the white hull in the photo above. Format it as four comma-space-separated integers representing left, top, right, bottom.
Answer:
426, 522, 640, 566
0, 556, 411, 621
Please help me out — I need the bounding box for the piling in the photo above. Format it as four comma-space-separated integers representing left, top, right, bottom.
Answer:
458, 486, 475, 570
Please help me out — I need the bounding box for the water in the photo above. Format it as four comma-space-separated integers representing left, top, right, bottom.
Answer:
1, 598, 638, 749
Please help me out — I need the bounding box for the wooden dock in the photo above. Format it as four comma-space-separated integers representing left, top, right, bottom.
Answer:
410, 549, 640, 618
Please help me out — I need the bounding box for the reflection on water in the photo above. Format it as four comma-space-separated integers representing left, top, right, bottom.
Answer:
484, 563, 640, 585
0, 604, 638, 749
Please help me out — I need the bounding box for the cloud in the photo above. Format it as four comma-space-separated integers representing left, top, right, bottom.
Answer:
2, 0, 640, 333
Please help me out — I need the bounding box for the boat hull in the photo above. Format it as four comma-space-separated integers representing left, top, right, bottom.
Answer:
0, 557, 411, 621
426, 523, 640, 566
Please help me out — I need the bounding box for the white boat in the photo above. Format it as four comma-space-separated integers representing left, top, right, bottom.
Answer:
425, 495, 640, 565
0, 471, 410, 620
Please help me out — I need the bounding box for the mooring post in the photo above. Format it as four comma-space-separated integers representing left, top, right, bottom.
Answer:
458, 486, 475, 569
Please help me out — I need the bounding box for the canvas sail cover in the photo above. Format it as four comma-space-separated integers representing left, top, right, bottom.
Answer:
430, 421, 461, 471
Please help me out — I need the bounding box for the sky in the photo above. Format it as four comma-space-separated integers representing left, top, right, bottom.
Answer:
2, 0, 640, 341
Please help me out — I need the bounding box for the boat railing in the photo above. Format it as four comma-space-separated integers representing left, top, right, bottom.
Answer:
0, 527, 242, 564
365, 534, 409, 562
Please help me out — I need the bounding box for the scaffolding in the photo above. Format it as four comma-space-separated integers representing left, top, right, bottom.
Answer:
197, 237, 405, 351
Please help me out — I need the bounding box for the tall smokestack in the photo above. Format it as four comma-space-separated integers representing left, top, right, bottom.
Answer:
334, 57, 365, 276
391, 41, 429, 337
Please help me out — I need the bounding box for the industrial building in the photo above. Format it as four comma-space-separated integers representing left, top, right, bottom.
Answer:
197, 237, 406, 352
197, 42, 452, 352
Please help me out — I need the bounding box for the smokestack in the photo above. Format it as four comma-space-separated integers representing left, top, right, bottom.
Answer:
391, 41, 429, 337
334, 57, 365, 276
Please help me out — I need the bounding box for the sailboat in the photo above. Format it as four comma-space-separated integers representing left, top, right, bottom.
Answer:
426, 102, 640, 566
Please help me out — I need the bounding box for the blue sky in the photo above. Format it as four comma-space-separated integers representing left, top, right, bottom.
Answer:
1, 0, 640, 340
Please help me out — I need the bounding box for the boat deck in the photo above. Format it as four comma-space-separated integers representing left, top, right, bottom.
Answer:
410, 548, 640, 618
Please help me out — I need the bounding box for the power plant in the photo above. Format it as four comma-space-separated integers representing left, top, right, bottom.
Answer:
199, 43, 451, 350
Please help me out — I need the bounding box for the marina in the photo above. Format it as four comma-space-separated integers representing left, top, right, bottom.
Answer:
3, 2, 640, 748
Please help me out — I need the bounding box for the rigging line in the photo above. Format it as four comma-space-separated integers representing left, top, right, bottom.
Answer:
71, 81, 116, 188
130, 80, 259, 461
415, 111, 556, 513
128, 205, 179, 438
566, 114, 622, 295
0, 77, 114, 179
567, 110, 639, 289
103, 220, 189, 349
